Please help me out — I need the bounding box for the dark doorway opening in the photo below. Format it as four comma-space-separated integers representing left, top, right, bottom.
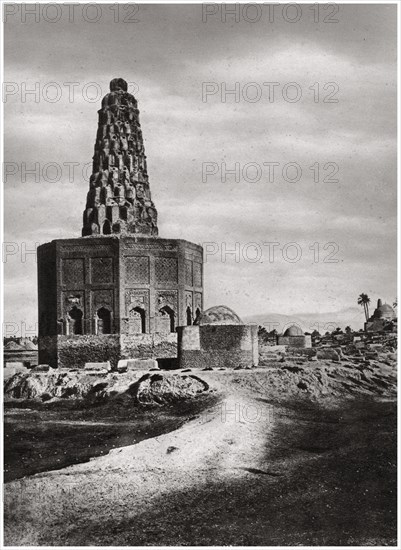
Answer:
186, 306, 192, 326
97, 307, 111, 334
68, 306, 83, 335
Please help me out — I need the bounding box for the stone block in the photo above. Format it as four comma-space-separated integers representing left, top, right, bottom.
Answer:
116, 360, 128, 373
5, 361, 24, 369
31, 364, 52, 373
121, 358, 159, 371
84, 361, 111, 372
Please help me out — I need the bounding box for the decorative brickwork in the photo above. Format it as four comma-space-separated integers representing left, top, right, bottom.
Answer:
193, 261, 202, 287
185, 259, 193, 285
61, 258, 84, 286
82, 78, 158, 237
125, 256, 150, 283
90, 257, 114, 283
155, 257, 178, 283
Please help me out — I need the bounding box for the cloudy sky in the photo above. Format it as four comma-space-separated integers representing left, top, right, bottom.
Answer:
4, 3, 397, 334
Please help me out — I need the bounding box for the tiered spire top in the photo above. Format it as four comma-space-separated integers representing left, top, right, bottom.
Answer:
82, 78, 158, 237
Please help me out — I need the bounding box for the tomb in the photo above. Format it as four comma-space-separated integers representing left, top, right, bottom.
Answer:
38, 78, 204, 369
365, 299, 397, 332
278, 325, 311, 348
177, 305, 259, 369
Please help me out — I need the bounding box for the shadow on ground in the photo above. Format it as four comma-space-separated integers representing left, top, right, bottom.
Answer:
57, 398, 396, 546
4, 394, 220, 482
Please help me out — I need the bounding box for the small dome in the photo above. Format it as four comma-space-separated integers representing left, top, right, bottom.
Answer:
197, 305, 243, 326
284, 325, 304, 337
377, 303, 396, 320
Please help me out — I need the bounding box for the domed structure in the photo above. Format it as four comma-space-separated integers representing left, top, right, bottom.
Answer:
178, 305, 258, 369
283, 325, 303, 337
278, 323, 311, 349
374, 302, 396, 320
196, 305, 243, 326
365, 298, 397, 332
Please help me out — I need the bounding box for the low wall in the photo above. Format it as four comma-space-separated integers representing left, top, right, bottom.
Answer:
177, 324, 258, 369
120, 333, 177, 360
39, 333, 178, 369
56, 335, 120, 369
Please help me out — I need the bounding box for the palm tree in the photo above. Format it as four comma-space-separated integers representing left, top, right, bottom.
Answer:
357, 293, 371, 321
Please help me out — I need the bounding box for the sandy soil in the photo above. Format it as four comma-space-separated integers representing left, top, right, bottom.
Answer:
4, 365, 397, 546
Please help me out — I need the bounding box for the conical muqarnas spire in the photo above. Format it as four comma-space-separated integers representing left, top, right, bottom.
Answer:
82, 77, 158, 237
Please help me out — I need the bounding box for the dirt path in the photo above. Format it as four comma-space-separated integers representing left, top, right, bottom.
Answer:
4, 391, 274, 544
4, 368, 397, 546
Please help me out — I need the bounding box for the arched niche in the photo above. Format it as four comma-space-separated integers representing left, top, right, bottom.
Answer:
186, 306, 193, 326
129, 306, 146, 334
194, 308, 201, 325
159, 305, 176, 333
102, 220, 111, 235
68, 306, 83, 335
97, 307, 112, 334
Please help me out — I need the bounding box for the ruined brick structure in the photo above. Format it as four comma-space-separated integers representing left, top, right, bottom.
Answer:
177, 306, 259, 369
38, 78, 203, 368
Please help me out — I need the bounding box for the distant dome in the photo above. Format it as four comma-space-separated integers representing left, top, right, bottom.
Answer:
284, 325, 304, 337
376, 303, 396, 320
197, 305, 243, 326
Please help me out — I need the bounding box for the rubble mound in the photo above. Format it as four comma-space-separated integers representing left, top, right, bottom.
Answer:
226, 362, 397, 400
4, 371, 101, 400
128, 373, 210, 404
4, 370, 210, 404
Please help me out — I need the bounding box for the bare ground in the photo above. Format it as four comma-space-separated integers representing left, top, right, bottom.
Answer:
4, 365, 397, 546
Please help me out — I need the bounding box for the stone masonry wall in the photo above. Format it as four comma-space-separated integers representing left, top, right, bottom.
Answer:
120, 333, 177, 359
56, 335, 120, 369
177, 324, 258, 369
